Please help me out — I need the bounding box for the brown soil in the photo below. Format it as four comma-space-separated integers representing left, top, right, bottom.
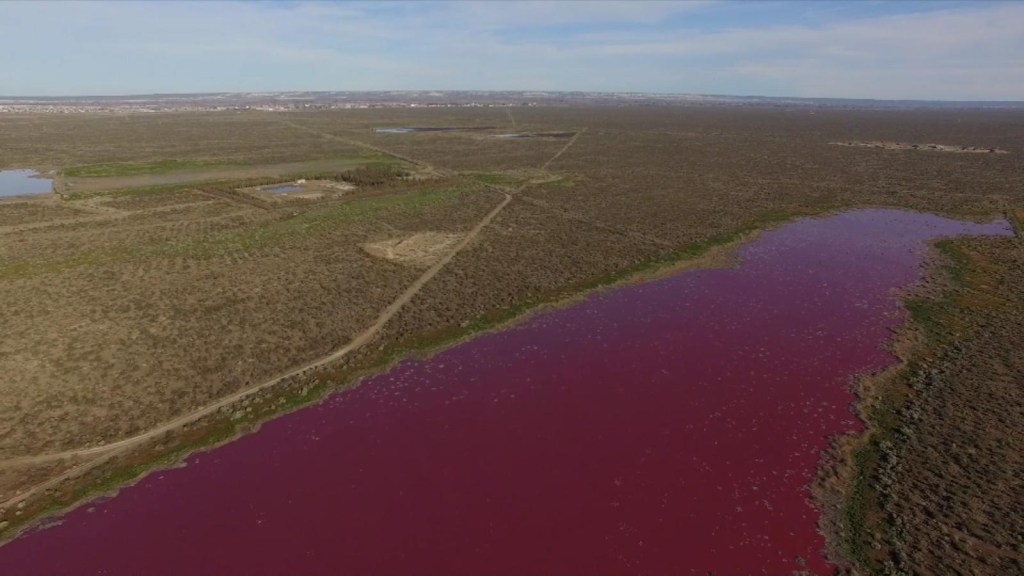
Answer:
0, 199, 82, 227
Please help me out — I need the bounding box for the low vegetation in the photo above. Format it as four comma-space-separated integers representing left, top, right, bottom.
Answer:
63, 158, 230, 178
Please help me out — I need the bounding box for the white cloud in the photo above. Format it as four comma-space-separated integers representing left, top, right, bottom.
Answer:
549, 4, 1024, 98
0, 0, 1020, 99
446, 0, 708, 28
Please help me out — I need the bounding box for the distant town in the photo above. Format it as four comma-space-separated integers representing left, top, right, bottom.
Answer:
2, 90, 1022, 114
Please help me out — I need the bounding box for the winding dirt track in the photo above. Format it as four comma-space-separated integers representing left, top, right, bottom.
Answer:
0, 121, 585, 511
541, 129, 583, 171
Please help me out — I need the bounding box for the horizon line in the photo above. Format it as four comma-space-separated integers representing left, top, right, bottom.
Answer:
2, 90, 1023, 105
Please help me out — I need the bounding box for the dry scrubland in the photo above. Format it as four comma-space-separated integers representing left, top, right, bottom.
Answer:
817, 228, 1024, 575
881, 233, 1024, 574
1, 107, 1023, 574
0, 112, 373, 168
1, 172, 499, 455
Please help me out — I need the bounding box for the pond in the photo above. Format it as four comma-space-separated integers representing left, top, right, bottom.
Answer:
0, 170, 52, 197
0, 209, 1012, 575
493, 131, 576, 139
373, 126, 497, 134
263, 184, 303, 193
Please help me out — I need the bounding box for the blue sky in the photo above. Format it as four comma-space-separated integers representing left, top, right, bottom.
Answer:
1, 0, 1021, 100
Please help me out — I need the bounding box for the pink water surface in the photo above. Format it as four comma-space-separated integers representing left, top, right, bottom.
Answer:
0, 209, 1012, 576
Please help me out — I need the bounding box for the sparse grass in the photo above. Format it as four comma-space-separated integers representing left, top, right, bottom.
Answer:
64, 158, 231, 178
0, 249, 123, 280
61, 157, 399, 200
902, 241, 973, 343
844, 443, 875, 571
339, 164, 409, 186
1007, 208, 1024, 237
1, 185, 469, 279
466, 172, 529, 187
533, 174, 574, 188
181, 185, 466, 257
64, 181, 201, 201
903, 298, 946, 343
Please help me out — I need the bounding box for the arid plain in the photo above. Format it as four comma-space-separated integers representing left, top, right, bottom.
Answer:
1, 105, 1022, 574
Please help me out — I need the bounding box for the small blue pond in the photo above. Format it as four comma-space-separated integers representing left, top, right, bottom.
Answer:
0, 170, 52, 197
265, 184, 303, 193
373, 126, 498, 134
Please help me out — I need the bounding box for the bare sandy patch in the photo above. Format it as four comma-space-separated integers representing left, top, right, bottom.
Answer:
362, 232, 464, 268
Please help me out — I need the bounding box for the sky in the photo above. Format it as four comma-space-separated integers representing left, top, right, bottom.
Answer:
1, 0, 1022, 100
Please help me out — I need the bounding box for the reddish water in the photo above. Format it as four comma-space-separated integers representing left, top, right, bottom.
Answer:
0, 209, 1012, 575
